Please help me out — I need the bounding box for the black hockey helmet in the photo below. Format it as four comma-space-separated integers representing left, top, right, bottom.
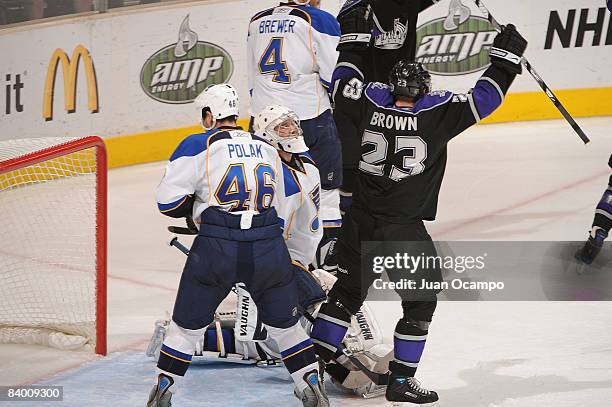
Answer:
388, 60, 432, 100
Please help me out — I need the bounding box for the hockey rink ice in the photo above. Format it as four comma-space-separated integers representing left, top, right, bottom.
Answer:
1, 117, 612, 406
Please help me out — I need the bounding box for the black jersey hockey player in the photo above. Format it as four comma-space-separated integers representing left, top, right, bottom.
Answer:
311, 13, 528, 405
334, 0, 442, 212
575, 153, 612, 266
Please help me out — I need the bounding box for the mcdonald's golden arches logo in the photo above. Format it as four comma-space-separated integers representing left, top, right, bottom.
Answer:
43, 45, 99, 121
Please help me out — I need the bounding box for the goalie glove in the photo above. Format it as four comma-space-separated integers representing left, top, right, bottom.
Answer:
337, 0, 372, 52
489, 24, 527, 75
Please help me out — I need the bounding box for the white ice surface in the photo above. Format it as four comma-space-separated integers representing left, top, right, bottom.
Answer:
1, 117, 611, 406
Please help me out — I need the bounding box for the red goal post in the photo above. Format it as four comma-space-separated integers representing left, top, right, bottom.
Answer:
0, 136, 107, 355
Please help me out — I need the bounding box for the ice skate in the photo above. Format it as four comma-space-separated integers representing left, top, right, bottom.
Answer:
294, 369, 330, 407
147, 374, 173, 407
385, 376, 438, 406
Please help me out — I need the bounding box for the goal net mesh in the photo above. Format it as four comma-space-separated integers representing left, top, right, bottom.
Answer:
0, 137, 102, 351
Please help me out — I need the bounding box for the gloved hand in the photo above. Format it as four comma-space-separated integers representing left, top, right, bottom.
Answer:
186, 215, 198, 234
337, 0, 372, 52
489, 24, 528, 75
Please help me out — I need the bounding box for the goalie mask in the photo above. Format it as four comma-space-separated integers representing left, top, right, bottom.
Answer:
253, 105, 308, 154
194, 84, 239, 130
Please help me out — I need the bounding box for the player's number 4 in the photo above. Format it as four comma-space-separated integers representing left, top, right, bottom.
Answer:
259, 38, 291, 84
359, 130, 427, 181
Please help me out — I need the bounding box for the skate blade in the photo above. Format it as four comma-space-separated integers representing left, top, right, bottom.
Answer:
387, 401, 439, 407
361, 386, 386, 399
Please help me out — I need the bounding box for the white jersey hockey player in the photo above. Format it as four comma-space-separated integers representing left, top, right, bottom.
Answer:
149, 85, 328, 407
247, 1, 344, 266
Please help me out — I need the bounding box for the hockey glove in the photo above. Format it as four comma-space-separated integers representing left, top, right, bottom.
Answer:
337, 0, 372, 52
186, 214, 198, 234
489, 24, 527, 75
575, 228, 608, 265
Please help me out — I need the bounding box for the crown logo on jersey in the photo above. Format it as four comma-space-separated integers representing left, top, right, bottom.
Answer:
174, 15, 198, 58
374, 18, 407, 50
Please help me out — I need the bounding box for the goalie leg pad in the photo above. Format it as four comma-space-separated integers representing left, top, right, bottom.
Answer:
157, 321, 205, 377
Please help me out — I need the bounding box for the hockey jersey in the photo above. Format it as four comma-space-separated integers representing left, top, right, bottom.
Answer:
247, 2, 340, 120
279, 153, 322, 267
331, 53, 517, 223
156, 126, 285, 225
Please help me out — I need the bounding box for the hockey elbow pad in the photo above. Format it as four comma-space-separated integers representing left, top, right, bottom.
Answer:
489, 24, 527, 75
337, 1, 372, 52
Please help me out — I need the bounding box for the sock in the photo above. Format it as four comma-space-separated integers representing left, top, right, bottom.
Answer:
310, 302, 351, 361
267, 323, 318, 392
156, 321, 205, 378
390, 318, 429, 377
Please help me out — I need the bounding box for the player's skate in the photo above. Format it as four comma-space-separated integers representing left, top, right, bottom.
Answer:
147, 374, 173, 407
385, 376, 438, 406
294, 369, 329, 407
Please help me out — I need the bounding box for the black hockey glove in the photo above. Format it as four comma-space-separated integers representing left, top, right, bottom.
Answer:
489, 24, 527, 75
337, 0, 372, 52
185, 214, 198, 234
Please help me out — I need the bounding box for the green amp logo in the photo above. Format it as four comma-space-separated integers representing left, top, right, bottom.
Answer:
140, 15, 234, 104
416, 2, 497, 76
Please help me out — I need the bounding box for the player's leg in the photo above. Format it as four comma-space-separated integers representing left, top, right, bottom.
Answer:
310, 206, 378, 361
385, 301, 439, 405
248, 235, 329, 406
148, 235, 235, 407
300, 110, 344, 268
575, 155, 612, 265
382, 221, 440, 405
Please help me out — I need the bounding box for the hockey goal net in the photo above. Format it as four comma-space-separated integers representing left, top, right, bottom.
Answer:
0, 136, 107, 355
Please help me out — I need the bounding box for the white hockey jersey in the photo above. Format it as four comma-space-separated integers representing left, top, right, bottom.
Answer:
156, 127, 285, 225
279, 153, 323, 267
247, 3, 340, 120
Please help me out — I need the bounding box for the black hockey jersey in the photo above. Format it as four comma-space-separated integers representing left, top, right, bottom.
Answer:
366, 0, 435, 82
331, 58, 516, 223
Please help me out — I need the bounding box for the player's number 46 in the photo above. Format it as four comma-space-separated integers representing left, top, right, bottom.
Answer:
215, 163, 275, 212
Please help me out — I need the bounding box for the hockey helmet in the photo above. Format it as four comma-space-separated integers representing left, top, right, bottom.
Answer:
194, 84, 239, 130
388, 60, 432, 100
253, 105, 308, 153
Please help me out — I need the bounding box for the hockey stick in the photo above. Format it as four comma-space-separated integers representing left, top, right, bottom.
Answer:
169, 236, 190, 255
472, 0, 590, 144
168, 225, 197, 235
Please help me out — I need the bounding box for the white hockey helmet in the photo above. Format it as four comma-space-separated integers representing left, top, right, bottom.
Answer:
194, 84, 239, 130
293, 0, 310, 4
253, 105, 308, 154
